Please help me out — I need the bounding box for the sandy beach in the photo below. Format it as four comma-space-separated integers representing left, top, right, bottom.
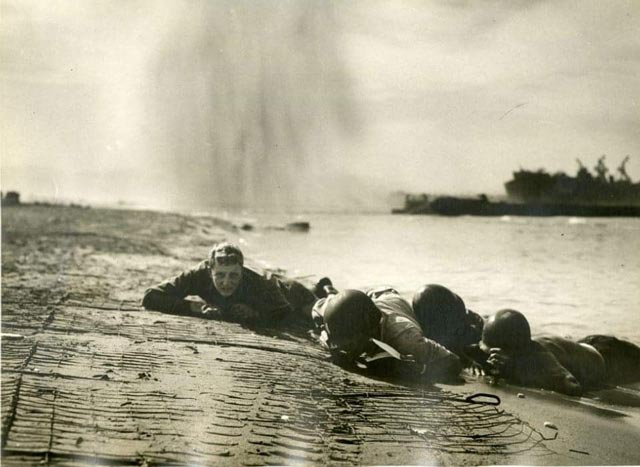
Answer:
2, 205, 639, 466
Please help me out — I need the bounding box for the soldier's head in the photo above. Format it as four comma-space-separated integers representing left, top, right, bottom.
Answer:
322, 290, 382, 361
412, 284, 468, 352
208, 242, 244, 297
481, 309, 532, 353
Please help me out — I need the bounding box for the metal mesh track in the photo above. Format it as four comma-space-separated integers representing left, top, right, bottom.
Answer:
2, 330, 551, 466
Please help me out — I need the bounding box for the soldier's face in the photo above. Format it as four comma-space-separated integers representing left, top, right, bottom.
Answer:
211, 263, 243, 297
329, 331, 372, 362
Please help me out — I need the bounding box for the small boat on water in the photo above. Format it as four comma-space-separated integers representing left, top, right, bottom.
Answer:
393, 156, 640, 217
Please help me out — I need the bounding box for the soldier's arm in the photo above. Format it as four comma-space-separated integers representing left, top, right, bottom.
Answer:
244, 274, 294, 324
512, 345, 583, 396
389, 326, 462, 380
142, 266, 206, 316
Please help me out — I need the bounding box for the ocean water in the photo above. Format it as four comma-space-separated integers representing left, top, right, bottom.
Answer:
226, 213, 640, 343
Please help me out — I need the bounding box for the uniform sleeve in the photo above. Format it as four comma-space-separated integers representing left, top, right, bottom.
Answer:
311, 296, 330, 330
392, 325, 458, 365
509, 344, 583, 396
384, 316, 461, 379
245, 274, 293, 322
142, 266, 204, 316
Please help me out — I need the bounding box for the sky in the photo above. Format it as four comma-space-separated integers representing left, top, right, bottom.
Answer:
1, 0, 639, 210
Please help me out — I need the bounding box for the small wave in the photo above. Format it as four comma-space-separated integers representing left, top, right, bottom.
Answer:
568, 217, 587, 225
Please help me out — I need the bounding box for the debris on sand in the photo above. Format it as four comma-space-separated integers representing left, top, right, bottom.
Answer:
569, 448, 590, 455
285, 221, 310, 232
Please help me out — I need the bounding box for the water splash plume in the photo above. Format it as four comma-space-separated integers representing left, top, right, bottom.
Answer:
144, 0, 360, 211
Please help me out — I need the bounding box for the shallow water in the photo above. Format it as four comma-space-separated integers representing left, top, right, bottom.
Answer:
219, 213, 640, 343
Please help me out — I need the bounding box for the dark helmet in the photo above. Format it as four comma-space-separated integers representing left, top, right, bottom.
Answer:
482, 309, 531, 351
412, 284, 466, 343
322, 289, 381, 350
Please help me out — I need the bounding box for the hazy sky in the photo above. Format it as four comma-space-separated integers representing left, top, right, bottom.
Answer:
1, 0, 639, 209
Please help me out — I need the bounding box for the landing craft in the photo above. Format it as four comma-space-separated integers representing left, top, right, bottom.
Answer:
394, 157, 640, 217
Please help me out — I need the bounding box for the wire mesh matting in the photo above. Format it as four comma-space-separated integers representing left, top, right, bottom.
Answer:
2, 300, 552, 466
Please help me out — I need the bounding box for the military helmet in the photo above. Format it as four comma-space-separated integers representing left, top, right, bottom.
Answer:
481, 309, 531, 351
412, 284, 466, 340
322, 289, 381, 350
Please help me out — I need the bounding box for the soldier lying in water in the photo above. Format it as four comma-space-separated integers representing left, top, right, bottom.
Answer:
467, 309, 640, 396
142, 242, 318, 325
311, 287, 462, 382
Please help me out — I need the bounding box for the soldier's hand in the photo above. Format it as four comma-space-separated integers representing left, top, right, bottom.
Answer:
189, 301, 222, 319
189, 301, 206, 314
468, 362, 485, 376
486, 348, 509, 375
201, 305, 222, 320
229, 304, 259, 321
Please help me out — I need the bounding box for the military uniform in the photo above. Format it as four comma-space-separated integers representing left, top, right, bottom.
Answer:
142, 261, 292, 322
313, 287, 461, 380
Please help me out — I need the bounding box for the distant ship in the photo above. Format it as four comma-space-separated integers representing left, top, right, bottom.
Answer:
393, 156, 640, 217
505, 156, 640, 206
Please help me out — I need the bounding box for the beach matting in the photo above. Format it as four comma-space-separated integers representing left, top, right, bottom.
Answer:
2, 205, 639, 465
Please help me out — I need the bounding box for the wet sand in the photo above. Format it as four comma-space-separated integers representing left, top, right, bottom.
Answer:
2, 205, 639, 466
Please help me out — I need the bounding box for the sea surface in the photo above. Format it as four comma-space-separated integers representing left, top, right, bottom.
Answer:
215, 212, 640, 343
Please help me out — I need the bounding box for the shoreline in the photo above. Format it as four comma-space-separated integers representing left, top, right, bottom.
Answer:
2, 204, 639, 465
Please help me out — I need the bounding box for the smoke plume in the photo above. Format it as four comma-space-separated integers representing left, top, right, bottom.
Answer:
144, 0, 360, 211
